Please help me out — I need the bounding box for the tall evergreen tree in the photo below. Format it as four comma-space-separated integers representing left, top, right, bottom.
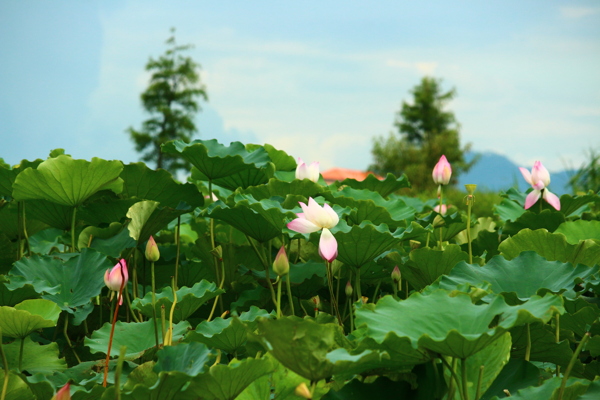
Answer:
370, 77, 474, 190
127, 28, 207, 175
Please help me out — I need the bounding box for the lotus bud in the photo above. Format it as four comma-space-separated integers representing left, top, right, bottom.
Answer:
295, 158, 320, 183
52, 382, 71, 400
311, 295, 320, 309
433, 204, 448, 215
273, 246, 289, 276
210, 245, 223, 261
409, 240, 421, 250
432, 155, 452, 185
345, 280, 353, 297
104, 259, 128, 305
295, 382, 312, 399
145, 236, 160, 262
391, 266, 401, 283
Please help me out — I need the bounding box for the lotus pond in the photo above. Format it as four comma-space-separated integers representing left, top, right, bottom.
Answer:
1, 140, 600, 400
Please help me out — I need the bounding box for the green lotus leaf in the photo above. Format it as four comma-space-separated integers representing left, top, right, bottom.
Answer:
0, 158, 43, 197
493, 189, 526, 222
561, 300, 600, 338
126, 200, 159, 241
0, 336, 66, 374
235, 374, 271, 400
256, 317, 344, 381
445, 332, 511, 400
79, 222, 136, 258
438, 252, 599, 303
336, 172, 411, 198
127, 200, 193, 245
0, 202, 48, 241
555, 220, 600, 244
7, 248, 113, 311
120, 162, 203, 208
78, 197, 138, 226
162, 139, 275, 190
354, 290, 564, 359
186, 306, 272, 354
335, 222, 400, 268
499, 229, 600, 267
183, 356, 275, 400
205, 198, 294, 243
28, 228, 65, 255
131, 280, 224, 323
481, 359, 546, 400
400, 244, 469, 290
0, 371, 34, 400
22, 199, 73, 230
559, 193, 600, 217
108, 370, 191, 400
85, 319, 191, 359
503, 209, 566, 236
324, 187, 416, 228
154, 342, 217, 375
13, 155, 123, 207
246, 142, 296, 171
0, 275, 39, 307
236, 178, 326, 205
392, 221, 432, 242
489, 376, 591, 400
0, 299, 61, 338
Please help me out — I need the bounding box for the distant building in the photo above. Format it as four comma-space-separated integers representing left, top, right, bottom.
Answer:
321, 168, 382, 184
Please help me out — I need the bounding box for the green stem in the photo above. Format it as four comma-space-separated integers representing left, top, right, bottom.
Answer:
466, 196, 473, 264
461, 358, 470, 400
326, 261, 343, 326
372, 280, 382, 303
354, 268, 362, 299
438, 186, 444, 250
115, 346, 127, 400
276, 278, 282, 318
475, 365, 484, 400
71, 206, 77, 251
124, 288, 141, 323
17, 201, 23, 260
285, 273, 295, 316
151, 262, 159, 348
174, 216, 181, 291
348, 297, 354, 332
247, 236, 277, 308
63, 315, 81, 364
556, 313, 561, 377
0, 328, 8, 400
557, 332, 590, 400
441, 356, 464, 400
525, 323, 531, 361
18, 337, 24, 372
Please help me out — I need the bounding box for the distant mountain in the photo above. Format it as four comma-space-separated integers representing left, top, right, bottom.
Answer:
457, 152, 573, 194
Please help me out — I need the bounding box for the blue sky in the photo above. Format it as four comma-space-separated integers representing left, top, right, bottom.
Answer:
1, 1, 599, 174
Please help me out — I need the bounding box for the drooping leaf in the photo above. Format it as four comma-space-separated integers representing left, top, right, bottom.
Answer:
7, 248, 113, 311
13, 155, 123, 207
0, 299, 61, 338
127, 200, 193, 245
559, 193, 600, 217
354, 290, 564, 359
85, 319, 191, 359
126, 200, 159, 241
336, 173, 411, 198
131, 280, 224, 323
78, 222, 136, 258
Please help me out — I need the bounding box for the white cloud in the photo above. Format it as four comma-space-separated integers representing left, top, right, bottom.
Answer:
560, 6, 600, 19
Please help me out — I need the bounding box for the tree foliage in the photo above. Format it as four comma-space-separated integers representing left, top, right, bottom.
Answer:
127, 28, 208, 176
569, 148, 600, 194
370, 77, 474, 191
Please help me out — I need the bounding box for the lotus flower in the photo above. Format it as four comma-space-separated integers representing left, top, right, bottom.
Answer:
287, 197, 339, 262
52, 382, 71, 400
145, 236, 160, 262
433, 204, 448, 215
432, 155, 452, 185
104, 259, 128, 305
519, 161, 560, 210
295, 158, 320, 182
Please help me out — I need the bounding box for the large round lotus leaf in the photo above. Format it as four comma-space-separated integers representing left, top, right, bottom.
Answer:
12, 155, 123, 207
502, 210, 566, 236
78, 197, 138, 226
186, 306, 272, 355
439, 251, 599, 302
324, 187, 416, 228
131, 280, 224, 323
85, 319, 191, 359
400, 244, 469, 290
256, 317, 344, 381
0, 371, 34, 400
183, 356, 275, 400
326, 344, 422, 378
393, 221, 432, 242
0, 336, 66, 374
354, 290, 564, 359
120, 163, 203, 208
336, 172, 411, 198
555, 220, 600, 244
499, 228, 600, 267
334, 222, 400, 268
22, 199, 73, 231
7, 248, 113, 311
205, 197, 295, 243
236, 178, 326, 204
0, 299, 61, 338
162, 139, 274, 190
154, 342, 216, 376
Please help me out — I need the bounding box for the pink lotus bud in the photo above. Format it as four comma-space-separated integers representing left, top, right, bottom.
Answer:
273, 246, 290, 276
345, 280, 353, 297
104, 259, 128, 305
53, 382, 71, 400
519, 161, 560, 210
391, 266, 401, 283
145, 236, 160, 262
432, 155, 452, 185
295, 158, 320, 182
433, 204, 448, 215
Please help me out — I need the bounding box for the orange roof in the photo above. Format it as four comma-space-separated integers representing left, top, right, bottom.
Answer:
321, 168, 382, 183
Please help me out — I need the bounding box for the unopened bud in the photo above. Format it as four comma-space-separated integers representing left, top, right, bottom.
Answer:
311, 295, 320, 309
391, 266, 401, 283
345, 281, 353, 297
273, 246, 289, 276
145, 236, 160, 262
295, 382, 312, 399
210, 245, 223, 260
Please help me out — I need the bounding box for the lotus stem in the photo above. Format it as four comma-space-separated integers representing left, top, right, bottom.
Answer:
103, 267, 126, 387
461, 358, 470, 400
63, 316, 81, 364
354, 268, 362, 299
151, 261, 159, 348
71, 206, 77, 251
174, 216, 181, 291
115, 346, 127, 399
0, 328, 8, 400
475, 365, 484, 400
438, 186, 444, 250
276, 277, 283, 318
525, 323, 531, 361
465, 197, 473, 264
207, 257, 226, 322
326, 261, 343, 326
247, 236, 277, 308
556, 314, 561, 376
285, 273, 295, 316
440, 356, 464, 400
18, 337, 24, 372
17, 201, 23, 259
557, 332, 590, 400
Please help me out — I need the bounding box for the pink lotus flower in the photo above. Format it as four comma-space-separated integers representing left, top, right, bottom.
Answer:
295, 158, 320, 182
287, 197, 339, 262
53, 382, 71, 400
433, 204, 448, 215
104, 259, 128, 305
432, 155, 452, 185
519, 161, 561, 210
